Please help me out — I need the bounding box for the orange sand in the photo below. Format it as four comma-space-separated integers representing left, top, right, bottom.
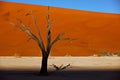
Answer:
0, 2, 120, 56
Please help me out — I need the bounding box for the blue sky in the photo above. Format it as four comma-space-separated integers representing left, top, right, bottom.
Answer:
4, 0, 120, 14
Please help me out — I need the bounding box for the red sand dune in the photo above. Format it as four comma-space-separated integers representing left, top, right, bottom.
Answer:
0, 2, 120, 56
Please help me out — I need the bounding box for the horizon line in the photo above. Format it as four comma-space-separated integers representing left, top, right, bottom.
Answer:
2, 1, 120, 14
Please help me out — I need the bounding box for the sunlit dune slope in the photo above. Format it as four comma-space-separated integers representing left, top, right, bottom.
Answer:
0, 2, 120, 56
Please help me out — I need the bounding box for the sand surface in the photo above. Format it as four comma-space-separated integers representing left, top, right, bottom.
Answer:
0, 56, 120, 70
0, 2, 120, 56
0, 56, 120, 80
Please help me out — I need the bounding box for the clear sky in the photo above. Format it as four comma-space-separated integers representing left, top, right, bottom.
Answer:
4, 0, 120, 14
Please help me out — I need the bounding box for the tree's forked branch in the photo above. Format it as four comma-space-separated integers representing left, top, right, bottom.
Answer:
26, 11, 45, 52
50, 32, 76, 47
50, 33, 65, 47
26, 12, 41, 39
10, 18, 45, 51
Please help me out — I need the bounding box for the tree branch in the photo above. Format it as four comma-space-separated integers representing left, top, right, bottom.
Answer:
9, 21, 42, 49
46, 8, 51, 54
10, 18, 45, 52
9, 21, 24, 31
16, 18, 29, 30
60, 38, 76, 40
26, 12, 45, 52
50, 33, 65, 47
26, 12, 41, 39
25, 29, 41, 45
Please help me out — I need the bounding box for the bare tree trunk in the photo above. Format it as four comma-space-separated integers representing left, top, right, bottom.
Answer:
40, 51, 49, 75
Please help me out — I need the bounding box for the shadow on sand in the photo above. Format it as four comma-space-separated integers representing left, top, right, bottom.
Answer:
0, 69, 120, 80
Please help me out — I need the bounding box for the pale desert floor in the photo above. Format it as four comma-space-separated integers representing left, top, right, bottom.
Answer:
0, 56, 120, 80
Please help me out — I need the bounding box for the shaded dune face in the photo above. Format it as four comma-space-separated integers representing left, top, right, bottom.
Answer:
0, 2, 120, 56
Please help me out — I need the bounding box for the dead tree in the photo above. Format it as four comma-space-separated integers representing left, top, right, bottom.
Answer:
9, 6, 74, 75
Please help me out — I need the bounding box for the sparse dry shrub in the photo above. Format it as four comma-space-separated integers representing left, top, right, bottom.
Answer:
100, 51, 112, 56
100, 51, 108, 56
51, 64, 71, 71
117, 52, 120, 56
114, 52, 120, 56
100, 51, 120, 57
